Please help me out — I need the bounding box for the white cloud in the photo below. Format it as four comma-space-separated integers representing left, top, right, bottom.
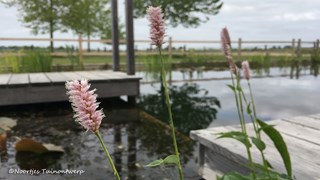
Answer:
272, 12, 319, 22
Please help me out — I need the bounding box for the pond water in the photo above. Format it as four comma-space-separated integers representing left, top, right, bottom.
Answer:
0, 63, 320, 180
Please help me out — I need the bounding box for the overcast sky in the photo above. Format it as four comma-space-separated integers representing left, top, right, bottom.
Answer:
0, 0, 319, 48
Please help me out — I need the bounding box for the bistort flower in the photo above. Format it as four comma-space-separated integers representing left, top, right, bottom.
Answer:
147, 6, 165, 47
66, 80, 104, 133
242, 61, 251, 80
221, 27, 238, 75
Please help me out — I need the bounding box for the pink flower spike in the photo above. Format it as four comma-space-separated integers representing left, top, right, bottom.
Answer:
242, 61, 251, 80
66, 80, 105, 133
146, 6, 165, 47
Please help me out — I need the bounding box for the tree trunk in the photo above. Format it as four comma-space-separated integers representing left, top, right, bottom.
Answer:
49, 0, 54, 52
50, 23, 54, 52
87, 35, 90, 52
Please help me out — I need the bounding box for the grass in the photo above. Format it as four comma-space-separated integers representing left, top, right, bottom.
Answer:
0, 49, 318, 73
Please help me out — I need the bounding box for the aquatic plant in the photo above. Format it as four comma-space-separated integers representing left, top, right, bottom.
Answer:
65, 80, 120, 180
217, 27, 292, 180
145, 6, 184, 180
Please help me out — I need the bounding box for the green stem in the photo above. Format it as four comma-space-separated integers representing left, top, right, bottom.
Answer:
235, 76, 256, 180
95, 131, 121, 180
246, 80, 271, 178
230, 72, 245, 132
158, 47, 184, 180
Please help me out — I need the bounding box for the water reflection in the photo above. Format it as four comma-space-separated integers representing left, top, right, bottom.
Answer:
0, 94, 216, 179
138, 83, 220, 134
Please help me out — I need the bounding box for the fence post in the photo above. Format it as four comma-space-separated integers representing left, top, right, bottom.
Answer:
316, 39, 320, 54
296, 38, 301, 58
292, 38, 296, 57
125, 0, 135, 75
237, 38, 242, 61
264, 45, 268, 56
111, 0, 120, 71
78, 34, 83, 67
168, 37, 172, 59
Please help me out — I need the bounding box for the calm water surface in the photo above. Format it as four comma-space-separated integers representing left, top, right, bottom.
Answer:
0, 65, 319, 180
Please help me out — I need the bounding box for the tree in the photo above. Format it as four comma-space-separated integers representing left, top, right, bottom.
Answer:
60, 0, 112, 51
2, 0, 63, 52
134, 0, 223, 28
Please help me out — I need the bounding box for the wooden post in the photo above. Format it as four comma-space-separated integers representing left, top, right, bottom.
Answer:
237, 38, 242, 61
316, 39, 320, 54
292, 39, 296, 57
111, 0, 120, 71
297, 38, 301, 58
168, 37, 172, 59
264, 45, 268, 56
199, 144, 205, 175
78, 34, 83, 67
125, 0, 135, 75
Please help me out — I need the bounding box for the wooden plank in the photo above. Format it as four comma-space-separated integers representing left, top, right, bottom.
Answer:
90, 70, 125, 79
309, 114, 320, 120
191, 117, 320, 180
267, 119, 320, 145
74, 71, 107, 80
29, 73, 51, 84
282, 116, 320, 130
45, 72, 69, 83
0, 73, 11, 86
60, 72, 84, 80
8, 73, 29, 85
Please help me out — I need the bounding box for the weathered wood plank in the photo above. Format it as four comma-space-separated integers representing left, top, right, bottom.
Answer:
8, 73, 29, 85
0, 73, 11, 86
282, 116, 320, 130
0, 70, 141, 106
268, 119, 320, 145
29, 73, 51, 84
45, 72, 68, 83
90, 70, 124, 79
74, 71, 108, 80
309, 114, 320, 120
191, 116, 320, 180
60, 72, 84, 80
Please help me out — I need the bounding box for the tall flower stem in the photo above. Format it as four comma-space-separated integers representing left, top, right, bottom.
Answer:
95, 131, 121, 180
235, 76, 256, 180
245, 80, 271, 178
158, 48, 184, 180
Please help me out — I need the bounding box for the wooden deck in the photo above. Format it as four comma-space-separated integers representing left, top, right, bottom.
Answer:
190, 114, 320, 180
0, 70, 141, 106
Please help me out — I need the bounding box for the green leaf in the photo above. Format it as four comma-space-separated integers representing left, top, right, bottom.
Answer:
163, 154, 179, 165
265, 159, 274, 169
218, 172, 250, 180
247, 103, 252, 114
216, 131, 251, 148
257, 119, 292, 178
236, 84, 243, 92
227, 84, 236, 92
145, 159, 164, 167
250, 137, 266, 151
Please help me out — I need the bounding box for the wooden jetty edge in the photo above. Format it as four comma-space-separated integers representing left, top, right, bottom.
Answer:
0, 70, 141, 106
190, 114, 320, 180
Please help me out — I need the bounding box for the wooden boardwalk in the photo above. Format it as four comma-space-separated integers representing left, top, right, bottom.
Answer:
0, 70, 141, 106
190, 114, 320, 180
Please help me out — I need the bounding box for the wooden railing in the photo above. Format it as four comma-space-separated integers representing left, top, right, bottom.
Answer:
0, 37, 319, 60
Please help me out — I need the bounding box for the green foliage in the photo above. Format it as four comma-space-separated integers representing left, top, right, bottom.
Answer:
218, 171, 292, 180
138, 83, 220, 134
146, 154, 179, 167
2, 50, 52, 73
60, 0, 113, 37
217, 131, 252, 148
134, 0, 223, 28
65, 45, 82, 70
250, 137, 266, 151
257, 119, 292, 178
